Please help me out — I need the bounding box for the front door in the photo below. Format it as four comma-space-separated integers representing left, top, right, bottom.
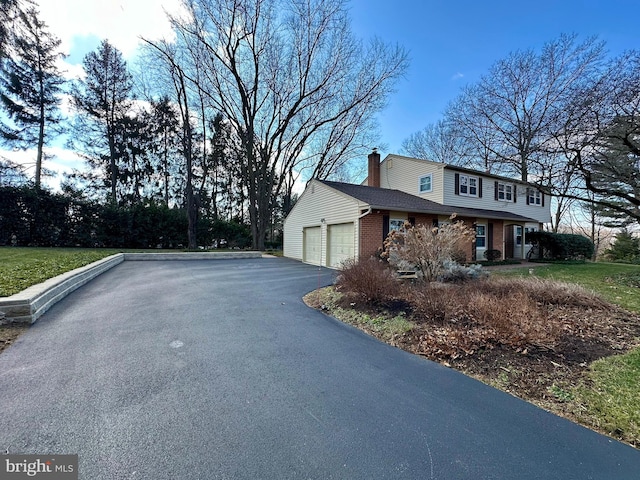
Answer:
505, 224, 515, 259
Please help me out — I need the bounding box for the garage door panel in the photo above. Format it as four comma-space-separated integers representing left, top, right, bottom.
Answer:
328, 223, 354, 268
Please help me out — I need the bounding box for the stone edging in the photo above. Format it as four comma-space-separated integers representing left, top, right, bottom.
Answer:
0, 251, 263, 325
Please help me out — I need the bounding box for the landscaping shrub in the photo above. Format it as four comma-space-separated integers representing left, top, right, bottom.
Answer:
382, 216, 476, 282
473, 277, 606, 309
466, 288, 560, 348
605, 229, 640, 263
527, 231, 594, 260
438, 261, 488, 283
483, 249, 502, 261
337, 273, 607, 351
336, 257, 401, 305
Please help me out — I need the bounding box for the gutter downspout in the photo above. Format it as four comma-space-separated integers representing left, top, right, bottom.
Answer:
356, 207, 373, 260
358, 207, 372, 219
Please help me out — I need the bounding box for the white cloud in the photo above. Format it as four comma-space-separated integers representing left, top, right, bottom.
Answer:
38, 0, 183, 61
2, 146, 84, 189
451, 72, 464, 81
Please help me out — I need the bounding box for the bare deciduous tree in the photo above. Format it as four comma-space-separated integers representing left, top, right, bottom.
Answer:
161, 0, 408, 249
554, 51, 640, 225
400, 119, 466, 165
408, 34, 606, 229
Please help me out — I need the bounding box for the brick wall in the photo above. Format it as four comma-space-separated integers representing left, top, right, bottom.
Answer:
491, 220, 505, 259
410, 214, 434, 227
456, 216, 476, 263
359, 211, 385, 259
359, 212, 509, 264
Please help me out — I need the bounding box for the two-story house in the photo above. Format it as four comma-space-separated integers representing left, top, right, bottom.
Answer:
283, 151, 551, 268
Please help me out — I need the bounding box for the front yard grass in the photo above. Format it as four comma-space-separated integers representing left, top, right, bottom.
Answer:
573, 349, 640, 441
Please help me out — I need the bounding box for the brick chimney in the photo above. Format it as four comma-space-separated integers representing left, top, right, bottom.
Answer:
367, 148, 381, 188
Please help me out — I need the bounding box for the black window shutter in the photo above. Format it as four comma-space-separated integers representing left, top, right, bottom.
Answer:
478, 178, 483, 198
526, 188, 530, 205
432, 219, 439, 228
454, 173, 460, 195
494, 181, 499, 200
513, 186, 517, 203
408, 216, 416, 226
382, 214, 390, 241
541, 192, 545, 207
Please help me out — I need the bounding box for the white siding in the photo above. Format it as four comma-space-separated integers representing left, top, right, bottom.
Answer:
283, 180, 361, 267
378, 154, 445, 203
441, 170, 551, 224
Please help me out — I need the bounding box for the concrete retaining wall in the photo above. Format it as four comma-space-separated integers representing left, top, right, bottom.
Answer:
0, 251, 264, 325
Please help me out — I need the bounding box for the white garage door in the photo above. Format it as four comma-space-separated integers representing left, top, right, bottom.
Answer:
328, 223, 354, 268
303, 226, 322, 265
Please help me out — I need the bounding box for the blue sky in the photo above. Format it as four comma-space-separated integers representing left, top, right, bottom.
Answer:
4, 0, 639, 186
348, 0, 638, 154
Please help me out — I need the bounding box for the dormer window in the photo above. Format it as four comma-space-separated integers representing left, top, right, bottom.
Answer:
419, 174, 432, 193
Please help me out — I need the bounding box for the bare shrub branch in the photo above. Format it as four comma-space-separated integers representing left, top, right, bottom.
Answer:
382, 217, 476, 282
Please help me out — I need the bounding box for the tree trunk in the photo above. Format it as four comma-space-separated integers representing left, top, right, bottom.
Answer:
36, 86, 45, 189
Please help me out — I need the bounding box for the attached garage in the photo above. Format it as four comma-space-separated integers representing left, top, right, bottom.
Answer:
327, 223, 355, 268
303, 226, 322, 265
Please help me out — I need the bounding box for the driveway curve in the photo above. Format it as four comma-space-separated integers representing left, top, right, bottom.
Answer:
0, 257, 638, 479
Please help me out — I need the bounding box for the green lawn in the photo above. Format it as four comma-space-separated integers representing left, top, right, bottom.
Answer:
574, 348, 640, 444
0, 247, 124, 297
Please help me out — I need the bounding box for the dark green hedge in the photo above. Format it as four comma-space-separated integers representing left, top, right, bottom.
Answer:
526, 231, 594, 260
0, 186, 252, 249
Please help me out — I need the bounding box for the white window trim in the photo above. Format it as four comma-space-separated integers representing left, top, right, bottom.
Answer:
459, 174, 479, 197
476, 224, 487, 248
418, 173, 433, 193
528, 189, 542, 206
497, 182, 514, 202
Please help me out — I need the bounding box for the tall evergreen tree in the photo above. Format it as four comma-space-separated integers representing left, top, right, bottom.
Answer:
0, 0, 21, 59
148, 96, 181, 206
69, 40, 133, 203
0, 6, 65, 188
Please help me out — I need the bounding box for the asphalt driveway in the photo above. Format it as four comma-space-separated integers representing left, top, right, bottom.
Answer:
1, 257, 638, 479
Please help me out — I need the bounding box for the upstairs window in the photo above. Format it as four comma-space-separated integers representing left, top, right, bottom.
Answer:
527, 189, 543, 206
458, 174, 479, 197
418, 174, 432, 193
496, 182, 514, 202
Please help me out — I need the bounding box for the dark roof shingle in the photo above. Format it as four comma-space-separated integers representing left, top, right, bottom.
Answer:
319, 180, 538, 223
